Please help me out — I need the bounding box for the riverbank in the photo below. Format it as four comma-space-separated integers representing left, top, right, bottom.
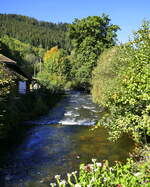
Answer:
0, 88, 63, 166
51, 145, 150, 187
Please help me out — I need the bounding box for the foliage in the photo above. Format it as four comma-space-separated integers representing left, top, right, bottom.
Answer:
0, 88, 62, 140
0, 62, 16, 135
92, 20, 150, 142
50, 158, 150, 187
68, 14, 120, 89
92, 46, 121, 105
0, 14, 70, 50
0, 14, 120, 90
0, 35, 45, 75
37, 46, 72, 91
0, 63, 15, 96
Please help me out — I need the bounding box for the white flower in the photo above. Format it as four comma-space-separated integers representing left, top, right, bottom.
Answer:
91, 177, 96, 182
55, 175, 60, 179
89, 164, 94, 167
50, 183, 56, 186
92, 158, 97, 163
134, 172, 142, 177
109, 167, 113, 172
67, 173, 72, 177
72, 171, 77, 175
96, 162, 102, 167
94, 168, 99, 172
74, 184, 81, 187
59, 180, 67, 185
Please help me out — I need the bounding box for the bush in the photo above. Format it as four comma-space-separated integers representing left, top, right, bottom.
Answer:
0, 88, 62, 142
92, 20, 150, 143
50, 158, 150, 187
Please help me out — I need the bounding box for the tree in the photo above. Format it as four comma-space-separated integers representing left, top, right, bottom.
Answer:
0, 14, 69, 50
92, 20, 150, 142
0, 35, 45, 76
37, 46, 71, 92
68, 14, 120, 89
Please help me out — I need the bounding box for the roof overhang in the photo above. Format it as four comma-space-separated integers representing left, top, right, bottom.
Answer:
0, 54, 32, 81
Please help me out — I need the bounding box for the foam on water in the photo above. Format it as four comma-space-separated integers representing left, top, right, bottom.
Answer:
64, 111, 73, 116
28, 91, 102, 126
59, 119, 96, 126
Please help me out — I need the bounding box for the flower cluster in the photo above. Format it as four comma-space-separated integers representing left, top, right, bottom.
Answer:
50, 158, 150, 187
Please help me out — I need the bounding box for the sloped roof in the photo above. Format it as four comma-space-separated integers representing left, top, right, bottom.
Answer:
0, 54, 32, 80
0, 54, 16, 64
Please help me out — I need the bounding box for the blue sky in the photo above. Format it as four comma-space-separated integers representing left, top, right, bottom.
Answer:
0, 0, 149, 43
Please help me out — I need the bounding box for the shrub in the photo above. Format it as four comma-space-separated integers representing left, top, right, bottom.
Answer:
92, 20, 150, 143
50, 158, 150, 187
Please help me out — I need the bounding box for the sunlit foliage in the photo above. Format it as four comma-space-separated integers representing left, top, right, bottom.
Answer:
68, 14, 120, 89
37, 46, 71, 92
92, 20, 150, 142
51, 158, 150, 187
0, 35, 45, 75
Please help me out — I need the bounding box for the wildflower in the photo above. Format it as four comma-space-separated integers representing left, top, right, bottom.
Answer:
109, 167, 113, 172
74, 184, 81, 187
91, 177, 96, 182
55, 175, 61, 179
89, 164, 94, 167
59, 180, 67, 185
96, 162, 102, 167
102, 160, 109, 168
94, 168, 99, 172
50, 183, 56, 187
84, 164, 93, 172
133, 172, 142, 177
67, 173, 72, 177
116, 184, 122, 187
92, 158, 97, 163
72, 171, 77, 175
67, 173, 74, 186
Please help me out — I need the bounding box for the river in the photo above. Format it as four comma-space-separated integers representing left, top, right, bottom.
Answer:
1, 91, 134, 187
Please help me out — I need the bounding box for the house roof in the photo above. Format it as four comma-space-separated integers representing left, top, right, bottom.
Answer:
0, 54, 32, 81
0, 54, 16, 64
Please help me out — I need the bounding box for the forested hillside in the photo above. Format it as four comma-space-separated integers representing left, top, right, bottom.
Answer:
0, 14, 70, 49
0, 35, 45, 75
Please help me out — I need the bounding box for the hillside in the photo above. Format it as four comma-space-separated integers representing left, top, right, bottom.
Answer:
0, 14, 69, 49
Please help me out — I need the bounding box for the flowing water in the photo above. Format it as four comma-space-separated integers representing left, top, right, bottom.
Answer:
1, 91, 134, 187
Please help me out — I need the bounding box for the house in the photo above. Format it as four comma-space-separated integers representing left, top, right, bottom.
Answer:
0, 54, 32, 94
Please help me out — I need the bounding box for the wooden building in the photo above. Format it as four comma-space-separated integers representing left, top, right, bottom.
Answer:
0, 54, 32, 94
